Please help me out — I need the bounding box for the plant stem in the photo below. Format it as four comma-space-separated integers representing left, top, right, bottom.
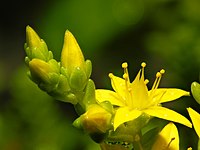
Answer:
132, 134, 143, 150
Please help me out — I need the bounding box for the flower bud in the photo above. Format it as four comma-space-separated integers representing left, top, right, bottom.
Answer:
82, 104, 112, 134
25, 26, 53, 62
75, 104, 112, 143
61, 30, 85, 74
29, 58, 56, 83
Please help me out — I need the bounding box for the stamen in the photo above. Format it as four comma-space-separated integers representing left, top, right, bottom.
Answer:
122, 62, 128, 68
141, 62, 146, 68
151, 72, 160, 90
122, 64, 132, 106
154, 69, 165, 90
122, 62, 130, 83
156, 72, 161, 78
160, 69, 165, 74
151, 69, 165, 91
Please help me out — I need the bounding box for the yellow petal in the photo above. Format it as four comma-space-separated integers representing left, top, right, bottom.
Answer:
114, 107, 142, 130
109, 74, 127, 100
152, 122, 179, 150
144, 106, 192, 128
187, 107, 200, 138
150, 88, 190, 103
95, 89, 124, 106
131, 69, 148, 108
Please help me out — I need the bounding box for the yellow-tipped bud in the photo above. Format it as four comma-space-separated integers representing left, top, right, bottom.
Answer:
61, 30, 85, 74
26, 26, 41, 48
25, 26, 52, 61
82, 104, 112, 134
29, 58, 56, 83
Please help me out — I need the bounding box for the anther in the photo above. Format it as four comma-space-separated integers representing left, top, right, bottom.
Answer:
160, 69, 165, 74
122, 62, 128, 68
156, 72, 161, 78
141, 62, 146, 68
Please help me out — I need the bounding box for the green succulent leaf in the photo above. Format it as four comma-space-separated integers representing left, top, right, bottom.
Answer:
85, 59, 92, 78
191, 81, 200, 105
82, 79, 96, 109
69, 67, 87, 91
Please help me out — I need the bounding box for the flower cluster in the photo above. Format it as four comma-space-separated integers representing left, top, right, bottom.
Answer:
24, 26, 200, 150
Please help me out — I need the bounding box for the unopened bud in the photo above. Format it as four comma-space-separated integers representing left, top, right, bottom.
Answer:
29, 58, 55, 83
61, 30, 85, 74
25, 26, 53, 62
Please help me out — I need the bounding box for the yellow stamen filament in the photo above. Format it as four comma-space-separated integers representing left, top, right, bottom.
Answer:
122, 62, 130, 83
122, 62, 133, 107
151, 69, 165, 91
149, 69, 165, 104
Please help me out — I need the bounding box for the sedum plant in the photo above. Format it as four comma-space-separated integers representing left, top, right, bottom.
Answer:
24, 26, 200, 150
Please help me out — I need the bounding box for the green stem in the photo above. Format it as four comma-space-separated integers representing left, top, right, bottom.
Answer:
132, 134, 143, 150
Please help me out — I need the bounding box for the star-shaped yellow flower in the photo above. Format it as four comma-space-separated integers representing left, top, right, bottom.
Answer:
96, 62, 192, 130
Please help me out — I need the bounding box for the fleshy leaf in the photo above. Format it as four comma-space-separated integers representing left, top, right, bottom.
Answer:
187, 107, 200, 138
150, 88, 190, 104
144, 106, 192, 128
69, 67, 87, 91
152, 122, 179, 150
95, 89, 124, 106
191, 82, 200, 105
114, 107, 142, 130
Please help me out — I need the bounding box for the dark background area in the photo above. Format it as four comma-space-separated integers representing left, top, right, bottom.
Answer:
0, 0, 200, 149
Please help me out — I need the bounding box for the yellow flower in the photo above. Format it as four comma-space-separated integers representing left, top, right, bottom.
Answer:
187, 107, 200, 138
96, 62, 192, 130
152, 122, 179, 150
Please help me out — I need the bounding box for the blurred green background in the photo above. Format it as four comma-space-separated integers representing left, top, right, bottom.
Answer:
0, 0, 200, 149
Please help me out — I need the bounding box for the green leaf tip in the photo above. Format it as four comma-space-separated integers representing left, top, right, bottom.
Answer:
191, 81, 200, 105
